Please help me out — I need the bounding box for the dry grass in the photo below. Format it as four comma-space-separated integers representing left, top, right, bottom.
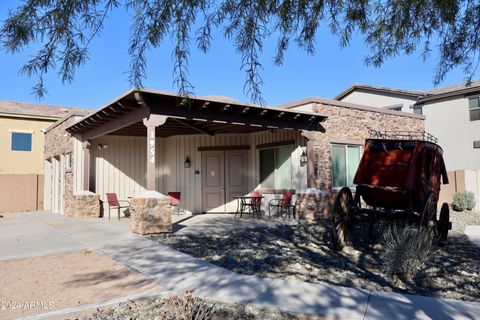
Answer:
382, 225, 434, 280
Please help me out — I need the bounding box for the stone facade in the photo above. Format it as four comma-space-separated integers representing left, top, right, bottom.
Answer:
70, 192, 101, 218
44, 115, 78, 160
295, 103, 425, 220
129, 194, 173, 234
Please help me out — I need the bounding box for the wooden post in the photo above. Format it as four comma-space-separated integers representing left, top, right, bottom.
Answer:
143, 115, 168, 191
301, 130, 316, 189
82, 141, 91, 191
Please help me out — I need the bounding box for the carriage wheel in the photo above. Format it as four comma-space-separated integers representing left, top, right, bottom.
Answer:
332, 187, 354, 250
420, 193, 437, 228
436, 203, 450, 245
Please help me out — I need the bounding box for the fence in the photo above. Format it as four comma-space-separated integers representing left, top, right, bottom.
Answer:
439, 170, 480, 210
0, 174, 44, 212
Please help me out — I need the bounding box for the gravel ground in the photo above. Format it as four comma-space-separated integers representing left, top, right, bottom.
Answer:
74, 294, 328, 320
152, 211, 480, 303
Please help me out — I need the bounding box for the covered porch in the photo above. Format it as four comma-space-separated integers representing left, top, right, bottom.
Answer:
65, 89, 326, 232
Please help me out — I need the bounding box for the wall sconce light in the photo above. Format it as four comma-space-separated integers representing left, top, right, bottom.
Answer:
300, 149, 308, 166
184, 156, 191, 168
97, 143, 108, 150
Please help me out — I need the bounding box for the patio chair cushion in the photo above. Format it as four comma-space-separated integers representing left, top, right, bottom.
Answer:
250, 191, 262, 206
106, 193, 120, 207
281, 190, 294, 206
167, 192, 181, 206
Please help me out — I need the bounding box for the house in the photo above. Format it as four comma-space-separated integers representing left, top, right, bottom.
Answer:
43, 88, 423, 232
0, 100, 87, 212
335, 81, 480, 209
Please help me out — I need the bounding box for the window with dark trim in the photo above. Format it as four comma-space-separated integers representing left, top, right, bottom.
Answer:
468, 96, 480, 121
332, 144, 362, 188
474, 141, 480, 149
11, 132, 32, 151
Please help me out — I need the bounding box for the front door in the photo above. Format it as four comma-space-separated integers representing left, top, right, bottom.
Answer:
202, 150, 249, 213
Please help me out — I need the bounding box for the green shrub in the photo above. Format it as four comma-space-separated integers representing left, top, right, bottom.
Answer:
452, 191, 476, 211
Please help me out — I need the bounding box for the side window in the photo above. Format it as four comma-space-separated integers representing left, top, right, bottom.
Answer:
468, 97, 480, 121
413, 105, 423, 115
259, 146, 292, 188
332, 144, 362, 188
11, 132, 32, 151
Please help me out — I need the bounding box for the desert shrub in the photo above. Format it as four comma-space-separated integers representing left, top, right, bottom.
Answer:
452, 191, 476, 211
382, 225, 434, 280
162, 290, 216, 320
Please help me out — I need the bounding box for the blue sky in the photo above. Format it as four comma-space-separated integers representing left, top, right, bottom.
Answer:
1, 2, 478, 110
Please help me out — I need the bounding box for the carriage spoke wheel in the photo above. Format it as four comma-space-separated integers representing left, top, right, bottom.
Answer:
332, 187, 354, 250
436, 203, 450, 245
420, 193, 437, 229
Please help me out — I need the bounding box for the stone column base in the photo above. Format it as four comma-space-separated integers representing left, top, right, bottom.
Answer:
71, 191, 101, 219
129, 191, 172, 235
295, 189, 333, 221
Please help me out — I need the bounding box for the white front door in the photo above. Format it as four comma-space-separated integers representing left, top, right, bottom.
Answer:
202, 150, 249, 213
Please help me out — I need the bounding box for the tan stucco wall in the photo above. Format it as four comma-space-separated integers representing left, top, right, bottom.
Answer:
0, 116, 56, 174
340, 90, 418, 112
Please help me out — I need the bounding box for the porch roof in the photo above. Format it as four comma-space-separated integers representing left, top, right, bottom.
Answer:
66, 88, 327, 140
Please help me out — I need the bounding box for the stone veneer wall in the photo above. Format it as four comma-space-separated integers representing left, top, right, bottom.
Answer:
72, 192, 101, 218
296, 103, 425, 221
44, 116, 77, 159
129, 195, 173, 234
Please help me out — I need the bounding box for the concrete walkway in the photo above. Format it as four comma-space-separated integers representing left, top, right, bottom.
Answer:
5, 212, 480, 320
465, 226, 480, 247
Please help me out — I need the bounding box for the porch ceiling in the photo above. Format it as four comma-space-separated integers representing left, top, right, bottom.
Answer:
66, 88, 327, 139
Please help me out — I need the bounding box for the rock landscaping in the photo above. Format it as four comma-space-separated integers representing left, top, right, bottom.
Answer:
76, 294, 327, 320
152, 211, 480, 303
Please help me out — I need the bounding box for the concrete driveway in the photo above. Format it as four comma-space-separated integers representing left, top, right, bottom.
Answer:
0, 216, 85, 261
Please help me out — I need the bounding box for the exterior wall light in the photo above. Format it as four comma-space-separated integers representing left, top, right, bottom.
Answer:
300, 149, 308, 166
184, 156, 191, 168
97, 144, 108, 150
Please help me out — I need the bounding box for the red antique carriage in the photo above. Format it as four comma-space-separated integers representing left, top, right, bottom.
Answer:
332, 131, 452, 250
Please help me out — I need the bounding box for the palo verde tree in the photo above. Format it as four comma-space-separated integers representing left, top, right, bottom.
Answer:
1, 0, 479, 104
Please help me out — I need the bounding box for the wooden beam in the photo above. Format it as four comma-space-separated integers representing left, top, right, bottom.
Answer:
256, 140, 295, 149
171, 118, 215, 136
198, 145, 250, 151
142, 95, 325, 132
81, 104, 150, 141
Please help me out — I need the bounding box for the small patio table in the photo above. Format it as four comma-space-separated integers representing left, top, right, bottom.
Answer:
233, 195, 263, 219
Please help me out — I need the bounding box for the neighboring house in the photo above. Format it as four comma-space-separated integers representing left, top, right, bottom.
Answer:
43, 89, 423, 224
335, 81, 480, 209
0, 100, 87, 212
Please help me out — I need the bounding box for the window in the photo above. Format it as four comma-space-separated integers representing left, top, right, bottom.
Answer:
11, 132, 32, 151
469, 96, 480, 121
259, 146, 292, 188
65, 153, 73, 169
413, 105, 423, 115
332, 144, 362, 188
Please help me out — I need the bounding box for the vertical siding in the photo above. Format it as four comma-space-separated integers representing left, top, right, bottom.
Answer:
90, 130, 306, 214
44, 160, 52, 211
72, 135, 84, 193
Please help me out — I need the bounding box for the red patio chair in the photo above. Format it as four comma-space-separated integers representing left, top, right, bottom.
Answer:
242, 190, 263, 218
105, 193, 130, 220
167, 192, 183, 215
268, 190, 296, 218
